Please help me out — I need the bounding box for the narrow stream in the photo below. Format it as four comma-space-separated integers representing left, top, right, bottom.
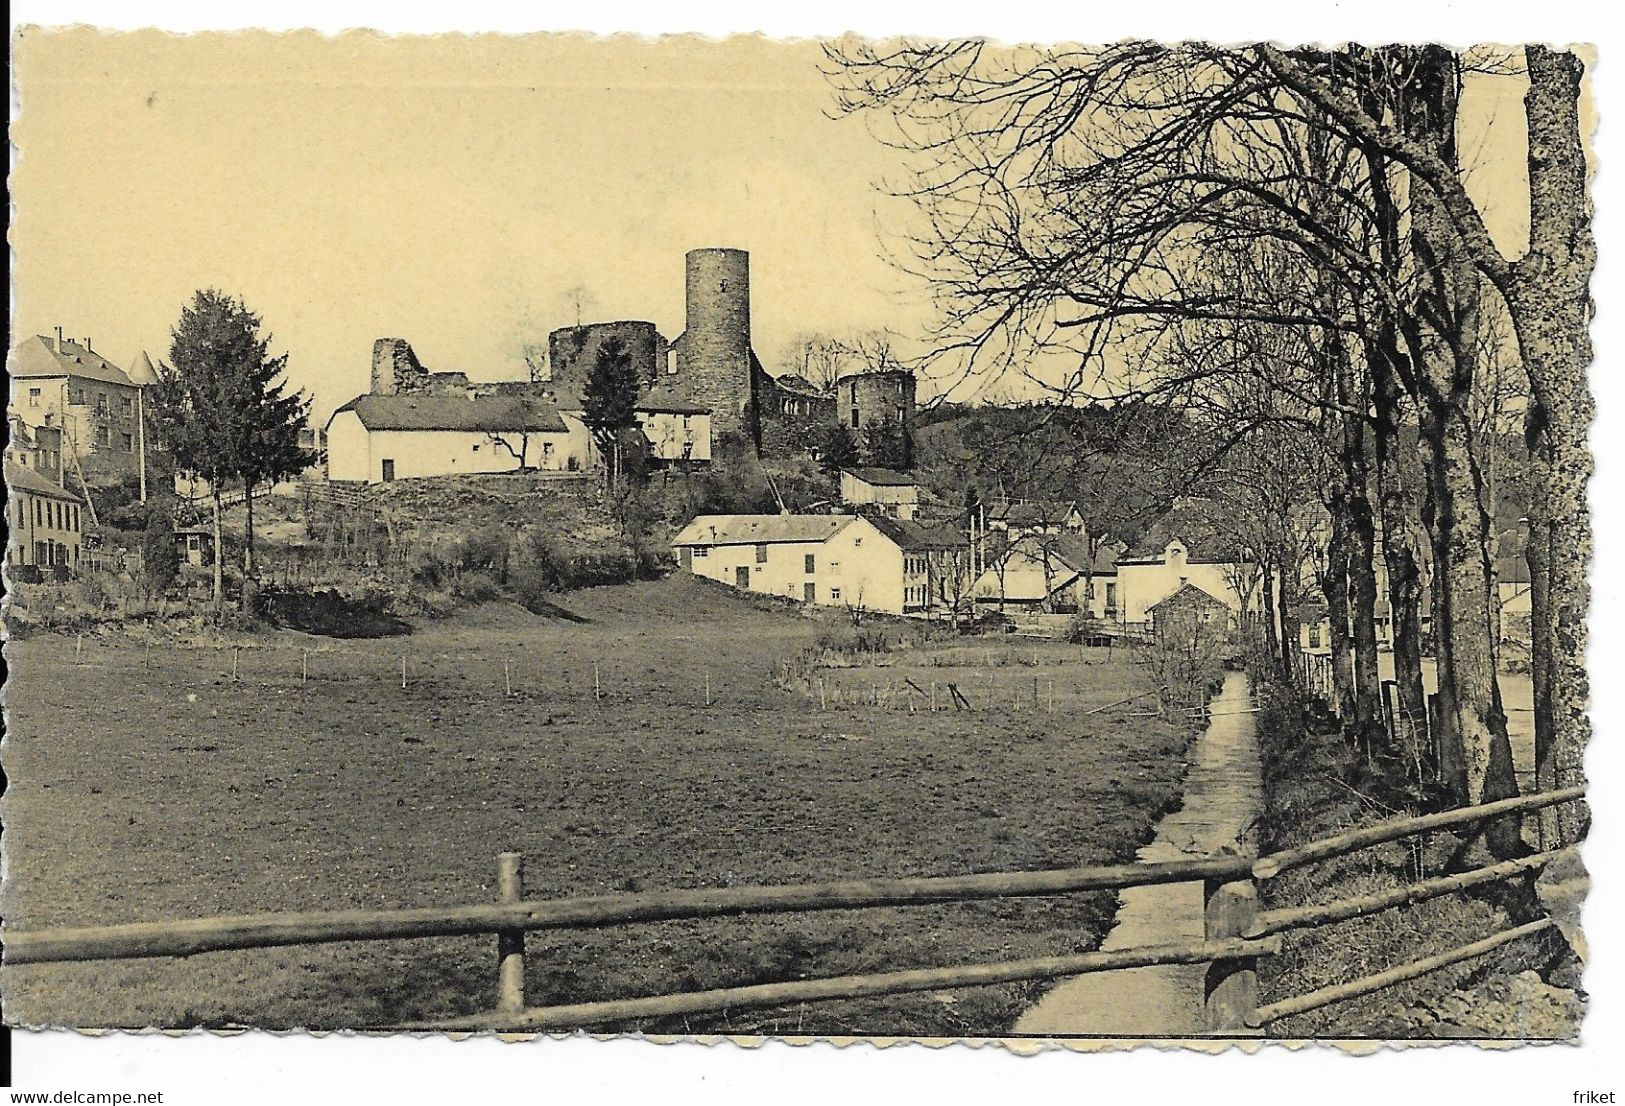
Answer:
1015, 672, 1263, 1036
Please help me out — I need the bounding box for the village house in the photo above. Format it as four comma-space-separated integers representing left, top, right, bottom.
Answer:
672, 513, 965, 616
7, 332, 157, 487
543, 382, 714, 468
6, 458, 85, 571
972, 531, 1120, 616
986, 498, 1086, 537
840, 467, 922, 520
323, 394, 587, 483
1114, 536, 1261, 628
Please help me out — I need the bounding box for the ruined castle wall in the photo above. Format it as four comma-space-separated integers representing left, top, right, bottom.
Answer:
755, 366, 837, 458
546, 321, 667, 393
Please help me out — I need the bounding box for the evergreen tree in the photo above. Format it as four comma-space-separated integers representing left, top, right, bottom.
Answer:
148, 290, 313, 605
582, 337, 641, 485
140, 507, 180, 598
813, 423, 860, 476
861, 415, 910, 470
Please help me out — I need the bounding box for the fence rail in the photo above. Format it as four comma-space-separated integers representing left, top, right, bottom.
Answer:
4, 788, 1584, 1036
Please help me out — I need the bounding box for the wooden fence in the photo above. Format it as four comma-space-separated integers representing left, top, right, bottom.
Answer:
3, 787, 1583, 1035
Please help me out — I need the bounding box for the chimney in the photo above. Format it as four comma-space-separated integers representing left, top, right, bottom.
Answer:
54, 326, 64, 351
84, 337, 93, 353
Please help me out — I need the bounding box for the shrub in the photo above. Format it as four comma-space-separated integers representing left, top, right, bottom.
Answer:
459, 525, 512, 582
452, 570, 501, 603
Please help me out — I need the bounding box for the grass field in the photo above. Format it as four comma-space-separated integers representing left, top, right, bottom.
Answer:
2, 577, 1194, 1036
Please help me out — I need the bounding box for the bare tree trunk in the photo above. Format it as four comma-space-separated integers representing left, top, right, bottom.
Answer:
1372, 349, 1430, 744
1259, 559, 1281, 675
1401, 49, 1521, 846
1323, 508, 1357, 724
243, 481, 256, 579
1509, 47, 1594, 847
1276, 553, 1300, 691
211, 486, 224, 607
1337, 345, 1386, 752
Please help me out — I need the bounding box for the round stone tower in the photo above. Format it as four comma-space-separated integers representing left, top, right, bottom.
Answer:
676, 248, 753, 439
838, 367, 918, 468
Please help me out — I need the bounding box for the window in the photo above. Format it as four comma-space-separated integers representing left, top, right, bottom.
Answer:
683, 415, 691, 429
756, 543, 769, 564
542, 442, 554, 458
73, 505, 79, 530
693, 545, 709, 559
95, 426, 110, 447
28, 387, 40, 407
830, 587, 841, 601
850, 408, 860, 429
472, 443, 481, 452
95, 393, 110, 415
804, 554, 816, 574
1105, 582, 1117, 610
35, 500, 42, 526
120, 432, 134, 451
68, 387, 84, 404
829, 561, 840, 573
121, 396, 133, 414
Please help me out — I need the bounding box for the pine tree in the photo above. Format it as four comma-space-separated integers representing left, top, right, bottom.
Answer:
148, 290, 313, 605
813, 423, 860, 476
582, 337, 641, 485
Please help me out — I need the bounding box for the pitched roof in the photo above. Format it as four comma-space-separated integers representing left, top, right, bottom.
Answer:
996, 499, 1079, 528
1149, 582, 1230, 612
1122, 499, 1246, 562
672, 514, 855, 547
843, 466, 917, 487
329, 393, 568, 434
638, 385, 710, 415
9, 335, 137, 387
1013, 532, 1118, 575
864, 513, 964, 551
1497, 553, 1533, 586
5, 459, 82, 503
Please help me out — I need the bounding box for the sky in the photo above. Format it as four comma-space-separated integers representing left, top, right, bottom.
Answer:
12, 31, 934, 420
12, 32, 1544, 420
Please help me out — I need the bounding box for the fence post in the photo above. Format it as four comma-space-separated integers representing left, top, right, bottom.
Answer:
496, 851, 526, 1017
1203, 875, 1261, 1035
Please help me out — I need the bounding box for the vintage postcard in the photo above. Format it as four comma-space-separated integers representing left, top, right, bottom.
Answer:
2, 27, 1594, 1058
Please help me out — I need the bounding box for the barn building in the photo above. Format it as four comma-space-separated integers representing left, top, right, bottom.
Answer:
840, 467, 922, 519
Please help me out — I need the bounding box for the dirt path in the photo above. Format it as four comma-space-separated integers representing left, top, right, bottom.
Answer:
1014, 672, 1263, 1037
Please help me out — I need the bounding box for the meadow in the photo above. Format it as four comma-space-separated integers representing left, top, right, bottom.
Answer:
2, 577, 1194, 1036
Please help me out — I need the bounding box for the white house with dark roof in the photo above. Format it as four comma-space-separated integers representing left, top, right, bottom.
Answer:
672, 513, 966, 615
324, 394, 587, 483
544, 381, 713, 466
839, 467, 921, 519
1114, 537, 1260, 627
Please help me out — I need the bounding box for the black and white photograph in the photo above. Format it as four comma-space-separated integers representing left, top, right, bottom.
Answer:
1, 9, 1614, 1099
